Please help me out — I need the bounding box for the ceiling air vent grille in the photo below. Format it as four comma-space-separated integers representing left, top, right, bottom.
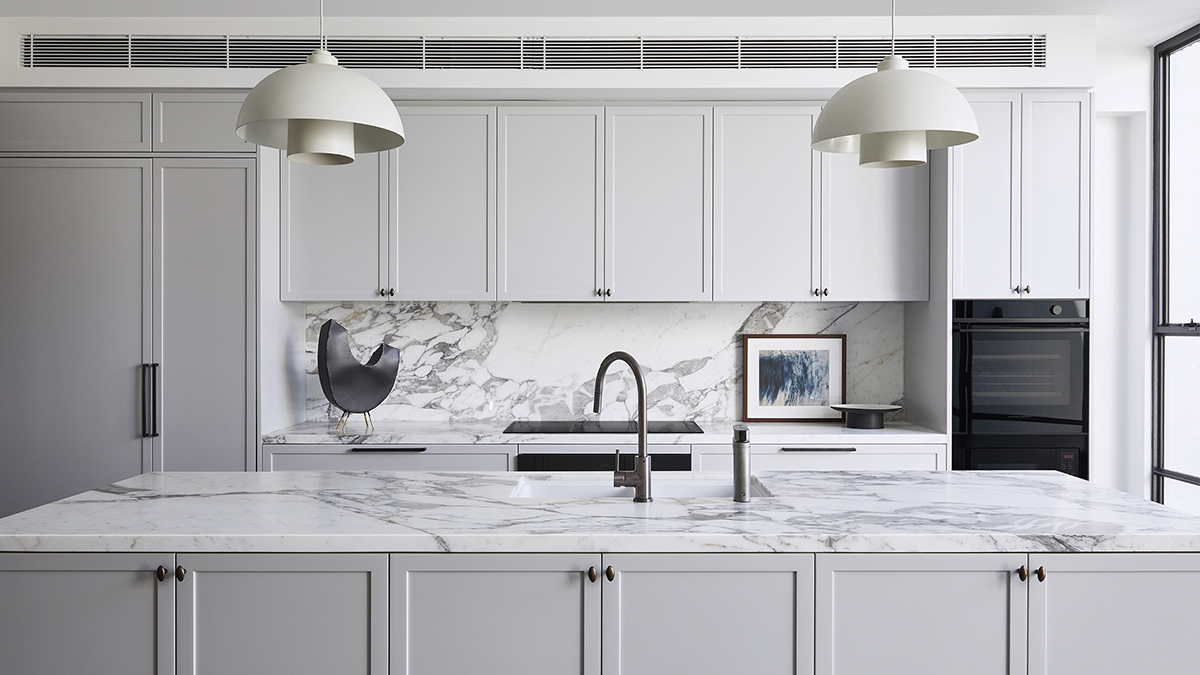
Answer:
20, 34, 1048, 70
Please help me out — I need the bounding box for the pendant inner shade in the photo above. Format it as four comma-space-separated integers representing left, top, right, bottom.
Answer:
287, 118, 355, 165
859, 129, 927, 168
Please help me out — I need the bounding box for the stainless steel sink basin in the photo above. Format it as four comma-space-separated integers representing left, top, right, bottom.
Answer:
510, 474, 772, 499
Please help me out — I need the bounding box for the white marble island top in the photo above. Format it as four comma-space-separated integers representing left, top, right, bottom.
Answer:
2, 470, 1200, 554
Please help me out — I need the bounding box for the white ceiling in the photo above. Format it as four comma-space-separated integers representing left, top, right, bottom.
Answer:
5, 0, 1199, 46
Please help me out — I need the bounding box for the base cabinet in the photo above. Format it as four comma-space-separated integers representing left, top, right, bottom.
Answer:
0, 553, 174, 675
176, 553, 388, 675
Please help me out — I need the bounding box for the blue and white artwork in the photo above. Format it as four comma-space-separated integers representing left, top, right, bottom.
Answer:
758, 349, 830, 407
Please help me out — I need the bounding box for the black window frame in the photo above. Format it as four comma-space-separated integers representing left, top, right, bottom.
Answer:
1152, 22, 1200, 502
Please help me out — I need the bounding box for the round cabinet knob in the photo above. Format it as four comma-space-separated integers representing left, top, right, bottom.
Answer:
605, 566, 615, 582
388, 288, 395, 297
379, 288, 387, 297
813, 288, 821, 297
1017, 565, 1028, 582
588, 566, 598, 583
605, 289, 612, 297
1035, 566, 1046, 582
175, 566, 187, 582
597, 288, 603, 297
1013, 287, 1021, 294
1024, 286, 1032, 294
822, 288, 829, 297
156, 565, 168, 582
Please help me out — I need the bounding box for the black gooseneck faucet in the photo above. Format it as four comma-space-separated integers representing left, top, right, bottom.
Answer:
593, 351, 651, 503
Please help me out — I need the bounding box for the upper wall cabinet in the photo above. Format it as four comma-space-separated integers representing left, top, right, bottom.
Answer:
392, 106, 497, 301
0, 92, 151, 152
497, 106, 605, 301
953, 91, 1091, 299
605, 106, 712, 301
152, 93, 256, 153
712, 106, 821, 302
821, 153, 930, 302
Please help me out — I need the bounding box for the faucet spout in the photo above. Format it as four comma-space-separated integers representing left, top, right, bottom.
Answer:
593, 351, 651, 503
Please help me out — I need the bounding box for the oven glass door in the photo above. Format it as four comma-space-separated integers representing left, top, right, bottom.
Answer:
954, 327, 1087, 434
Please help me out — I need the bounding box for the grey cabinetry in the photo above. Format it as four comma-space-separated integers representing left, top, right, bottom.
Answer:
1027, 553, 1200, 675
392, 106, 497, 301
953, 91, 1091, 299
713, 106, 821, 301
497, 106, 605, 301
177, 553, 388, 675
603, 553, 815, 675
605, 106, 712, 301
152, 93, 255, 153
263, 444, 513, 471
152, 159, 257, 471
280, 152, 389, 301
816, 553, 1028, 675
0, 92, 151, 151
821, 153, 930, 301
0, 159, 152, 518
0, 552, 175, 674
391, 553, 602, 675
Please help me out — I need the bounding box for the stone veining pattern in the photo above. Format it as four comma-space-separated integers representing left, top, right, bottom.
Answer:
304, 301, 904, 423
4, 470, 1200, 554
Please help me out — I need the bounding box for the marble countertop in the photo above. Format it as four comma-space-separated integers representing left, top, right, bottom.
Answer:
261, 420, 946, 446
2, 470, 1199, 554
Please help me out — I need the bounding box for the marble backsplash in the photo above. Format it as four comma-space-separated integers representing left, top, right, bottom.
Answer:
304, 301, 903, 423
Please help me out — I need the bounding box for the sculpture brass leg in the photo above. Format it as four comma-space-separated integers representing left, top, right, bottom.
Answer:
364, 411, 374, 431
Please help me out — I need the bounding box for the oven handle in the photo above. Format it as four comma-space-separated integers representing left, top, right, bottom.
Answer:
955, 326, 1087, 333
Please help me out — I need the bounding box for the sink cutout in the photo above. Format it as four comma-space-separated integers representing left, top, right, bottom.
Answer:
510, 475, 772, 499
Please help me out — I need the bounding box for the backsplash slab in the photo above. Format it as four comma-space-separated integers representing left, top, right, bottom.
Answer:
304, 301, 903, 423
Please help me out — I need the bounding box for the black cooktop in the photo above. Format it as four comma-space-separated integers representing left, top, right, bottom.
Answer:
503, 420, 703, 434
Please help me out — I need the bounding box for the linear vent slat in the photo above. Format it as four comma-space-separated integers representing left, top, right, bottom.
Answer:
20, 33, 1049, 70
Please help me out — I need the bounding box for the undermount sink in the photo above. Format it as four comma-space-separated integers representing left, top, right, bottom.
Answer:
510, 474, 772, 499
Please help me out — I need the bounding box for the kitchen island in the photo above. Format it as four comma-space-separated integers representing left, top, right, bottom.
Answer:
2, 470, 1198, 675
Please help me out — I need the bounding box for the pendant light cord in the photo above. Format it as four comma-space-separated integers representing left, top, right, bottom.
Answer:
319, 0, 326, 51
891, 0, 896, 56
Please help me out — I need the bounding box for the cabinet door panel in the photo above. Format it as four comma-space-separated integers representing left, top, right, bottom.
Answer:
816, 553, 1027, 675
392, 553, 601, 675
605, 107, 712, 301
0, 553, 174, 675
154, 160, 255, 471
1022, 93, 1090, 299
1028, 553, 1200, 675
602, 553, 814, 675
714, 107, 820, 301
822, 155, 929, 301
498, 107, 604, 301
0, 92, 151, 151
0, 159, 151, 518
177, 553, 388, 675
152, 93, 254, 152
954, 95, 1021, 299
696, 443, 945, 471
280, 153, 388, 301
393, 106, 496, 300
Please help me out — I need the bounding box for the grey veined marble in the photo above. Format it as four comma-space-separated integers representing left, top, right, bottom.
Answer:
3, 470, 1200, 554
304, 301, 904, 423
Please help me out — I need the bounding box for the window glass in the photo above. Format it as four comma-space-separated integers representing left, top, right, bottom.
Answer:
1163, 337, 1200, 481
1167, 41, 1200, 324
1163, 478, 1200, 518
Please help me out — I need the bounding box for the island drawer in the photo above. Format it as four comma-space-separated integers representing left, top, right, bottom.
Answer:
693, 443, 947, 471
263, 444, 513, 471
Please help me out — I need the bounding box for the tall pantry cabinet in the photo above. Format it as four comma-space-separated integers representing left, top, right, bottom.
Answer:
0, 93, 257, 518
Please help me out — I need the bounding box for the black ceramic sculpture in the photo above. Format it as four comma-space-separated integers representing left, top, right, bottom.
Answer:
317, 320, 400, 431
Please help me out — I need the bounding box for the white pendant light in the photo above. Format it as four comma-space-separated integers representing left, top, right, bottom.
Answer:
235, 0, 404, 165
811, 0, 978, 168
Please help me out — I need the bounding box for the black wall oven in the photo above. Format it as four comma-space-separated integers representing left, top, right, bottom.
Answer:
952, 300, 1089, 478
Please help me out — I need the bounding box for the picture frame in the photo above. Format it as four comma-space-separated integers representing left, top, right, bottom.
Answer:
742, 333, 847, 422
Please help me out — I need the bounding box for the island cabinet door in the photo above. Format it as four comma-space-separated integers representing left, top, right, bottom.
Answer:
176, 553, 388, 675
815, 553, 1028, 675
0, 553, 175, 675
601, 553, 815, 675
1027, 553, 1200, 675
391, 553, 602, 675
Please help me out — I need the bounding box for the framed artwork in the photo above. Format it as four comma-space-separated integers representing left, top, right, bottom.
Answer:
742, 334, 846, 422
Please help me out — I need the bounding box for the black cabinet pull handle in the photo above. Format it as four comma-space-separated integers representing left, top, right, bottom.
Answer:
350, 447, 426, 453
781, 447, 857, 453
1017, 565, 1028, 582
588, 567, 598, 583
1035, 566, 1046, 582
156, 565, 168, 582
605, 566, 615, 582
150, 364, 159, 438
141, 364, 152, 438
175, 566, 187, 582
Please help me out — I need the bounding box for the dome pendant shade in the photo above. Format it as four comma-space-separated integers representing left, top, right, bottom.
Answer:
812, 55, 978, 167
236, 49, 404, 164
